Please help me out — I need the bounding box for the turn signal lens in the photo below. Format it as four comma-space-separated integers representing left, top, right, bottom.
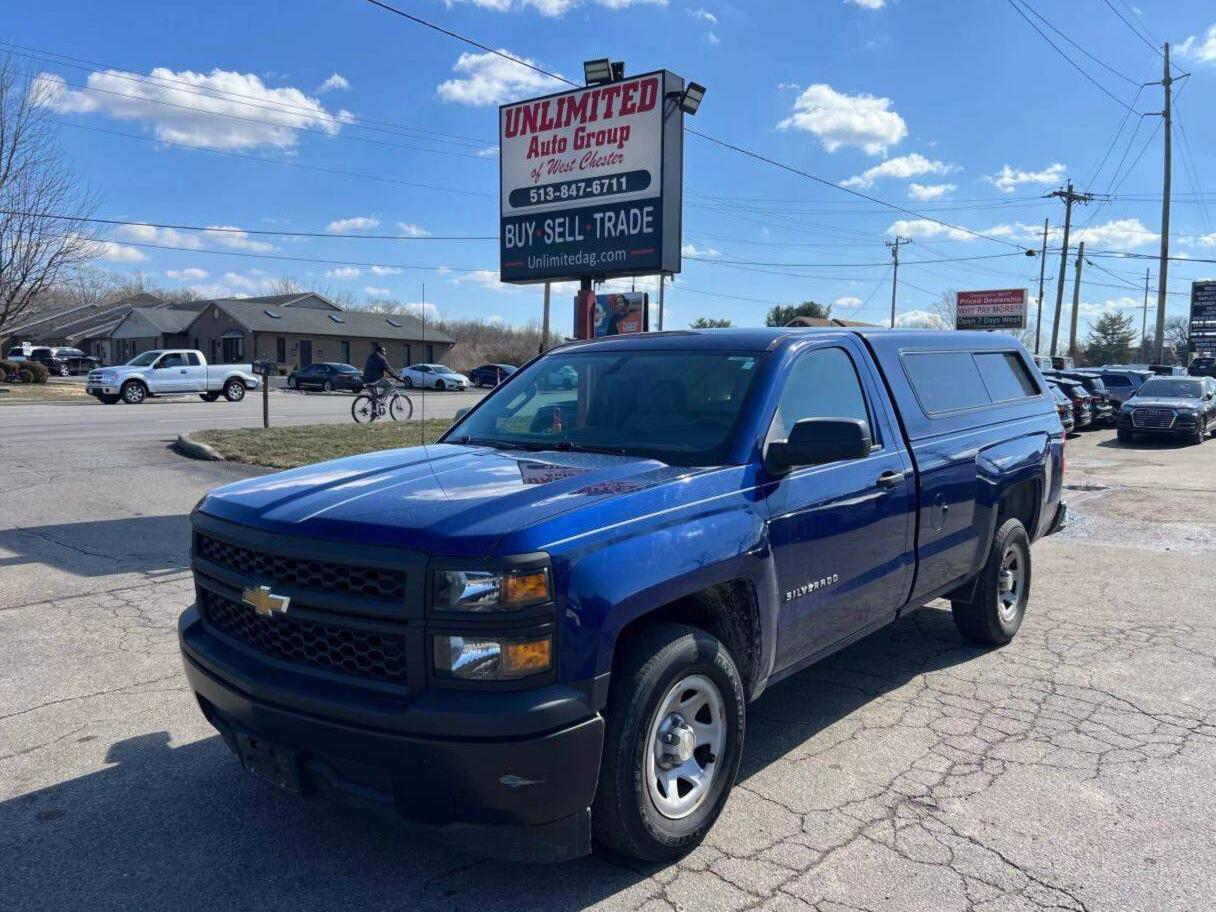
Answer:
433, 634, 552, 680
503, 570, 551, 607
432, 567, 552, 611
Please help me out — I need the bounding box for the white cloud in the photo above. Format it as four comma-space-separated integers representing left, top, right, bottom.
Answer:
397, 222, 431, 238
325, 267, 362, 280
221, 272, 265, 291
908, 182, 956, 200
363, 286, 393, 296
777, 82, 801, 91
402, 301, 440, 320
1177, 24, 1216, 65
777, 83, 907, 155
985, 162, 1066, 194
444, 0, 665, 11
1078, 296, 1140, 318
477, 145, 500, 158
707, 31, 720, 44
895, 310, 946, 329
687, 7, 718, 24
328, 216, 380, 233
370, 265, 404, 276
1197, 233, 1216, 248
1072, 217, 1158, 249
90, 239, 147, 262
317, 73, 350, 93
834, 296, 863, 308
166, 267, 209, 281
445, 268, 518, 293
203, 225, 276, 252
112, 223, 275, 253
682, 243, 721, 257
436, 50, 566, 106
841, 153, 955, 189
846, 0, 886, 8
32, 69, 345, 151
887, 218, 973, 241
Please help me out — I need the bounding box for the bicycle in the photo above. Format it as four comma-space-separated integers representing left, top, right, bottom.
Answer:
351, 382, 413, 423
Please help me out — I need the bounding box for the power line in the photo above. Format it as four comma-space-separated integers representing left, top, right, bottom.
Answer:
1002, 0, 1142, 113
1099, 0, 1167, 61
1012, 0, 1141, 86
1, 210, 497, 241
686, 252, 1029, 269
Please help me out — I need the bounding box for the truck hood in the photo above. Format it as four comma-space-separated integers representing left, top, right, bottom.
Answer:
199, 443, 698, 555
1127, 397, 1204, 409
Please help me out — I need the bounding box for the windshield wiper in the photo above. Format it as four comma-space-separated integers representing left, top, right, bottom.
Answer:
454, 435, 527, 451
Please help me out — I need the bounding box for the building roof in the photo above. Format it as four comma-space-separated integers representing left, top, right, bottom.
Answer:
786, 316, 879, 328
115, 306, 202, 336
204, 298, 454, 344
4, 294, 184, 343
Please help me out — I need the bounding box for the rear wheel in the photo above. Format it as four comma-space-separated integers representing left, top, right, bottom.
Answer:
223, 379, 246, 402
351, 394, 377, 423
952, 517, 1030, 646
322, 379, 333, 392
96, 394, 120, 405
287, 376, 297, 389
403, 376, 413, 388
199, 392, 220, 402
592, 623, 745, 862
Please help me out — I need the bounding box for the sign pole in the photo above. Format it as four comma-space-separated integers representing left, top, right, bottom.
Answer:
540, 282, 551, 354
658, 274, 665, 331
262, 369, 269, 429
1034, 218, 1049, 354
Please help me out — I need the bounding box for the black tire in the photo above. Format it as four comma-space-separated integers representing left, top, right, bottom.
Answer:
287, 376, 297, 389
388, 394, 412, 421
96, 393, 120, 405
58, 364, 70, 377
592, 623, 745, 863
403, 376, 413, 388
322, 379, 333, 392
351, 394, 376, 423
199, 392, 220, 402
223, 379, 246, 402
1117, 426, 1134, 443
1193, 416, 1207, 445
435, 379, 446, 392
120, 380, 147, 405
952, 517, 1031, 646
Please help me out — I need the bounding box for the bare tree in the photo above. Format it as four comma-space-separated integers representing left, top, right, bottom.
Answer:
0, 53, 98, 337
931, 290, 958, 329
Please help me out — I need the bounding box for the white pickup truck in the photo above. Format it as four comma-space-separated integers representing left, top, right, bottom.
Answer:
87, 350, 261, 405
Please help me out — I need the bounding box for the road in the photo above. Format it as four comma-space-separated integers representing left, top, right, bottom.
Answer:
0, 387, 486, 444
2, 426, 1215, 911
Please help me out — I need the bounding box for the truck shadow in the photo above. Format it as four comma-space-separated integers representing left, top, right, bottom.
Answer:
0, 515, 191, 578
1, 607, 978, 911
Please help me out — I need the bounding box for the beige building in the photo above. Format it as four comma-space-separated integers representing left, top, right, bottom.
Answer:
183, 293, 454, 371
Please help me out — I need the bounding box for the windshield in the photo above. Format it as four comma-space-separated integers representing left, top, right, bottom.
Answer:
447, 348, 764, 466
1137, 378, 1203, 398
436, 365, 461, 374
125, 352, 161, 367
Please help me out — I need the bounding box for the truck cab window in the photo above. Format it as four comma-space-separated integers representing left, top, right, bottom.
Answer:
158, 353, 185, 369
767, 347, 873, 444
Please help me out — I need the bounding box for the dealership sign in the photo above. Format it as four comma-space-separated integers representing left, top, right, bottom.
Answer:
499, 71, 685, 284
1190, 281, 1216, 355
955, 288, 1027, 331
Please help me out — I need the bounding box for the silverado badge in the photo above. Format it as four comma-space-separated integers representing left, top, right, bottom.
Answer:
242, 585, 290, 617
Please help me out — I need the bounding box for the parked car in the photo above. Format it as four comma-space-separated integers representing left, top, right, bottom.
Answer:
287, 362, 363, 392
401, 363, 470, 391
9, 345, 100, 376
1148, 363, 1183, 376
1056, 371, 1113, 423
1188, 356, 1216, 378
468, 363, 517, 388
541, 363, 578, 390
180, 328, 1065, 863
1047, 376, 1093, 429
1051, 356, 1075, 371
1117, 375, 1216, 444
1048, 384, 1076, 435
1092, 369, 1144, 408
87, 350, 260, 405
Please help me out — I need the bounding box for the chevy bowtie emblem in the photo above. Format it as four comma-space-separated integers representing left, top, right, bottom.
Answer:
242, 585, 290, 617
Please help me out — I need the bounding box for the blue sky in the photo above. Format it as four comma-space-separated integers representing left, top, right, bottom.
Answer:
8, 0, 1216, 343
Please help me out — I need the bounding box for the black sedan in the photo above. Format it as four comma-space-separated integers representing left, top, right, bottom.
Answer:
1117, 376, 1216, 445
467, 363, 517, 388
25, 346, 101, 376
1047, 377, 1093, 430
286, 362, 364, 392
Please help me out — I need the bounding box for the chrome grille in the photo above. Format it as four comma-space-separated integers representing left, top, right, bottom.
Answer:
1132, 408, 1176, 429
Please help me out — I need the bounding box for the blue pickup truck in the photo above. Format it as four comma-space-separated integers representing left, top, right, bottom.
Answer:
180, 328, 1066, 863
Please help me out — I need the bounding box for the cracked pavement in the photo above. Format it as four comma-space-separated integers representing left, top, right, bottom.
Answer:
2, 428, 1215, 911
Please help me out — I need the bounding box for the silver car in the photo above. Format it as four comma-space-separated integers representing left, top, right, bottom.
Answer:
401, 363, 470, 391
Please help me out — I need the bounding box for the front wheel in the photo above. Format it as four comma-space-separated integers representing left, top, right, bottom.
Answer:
58, 364, 70, 377
434, 379, 446, 392
121, 381, 147, 405
403, 376, 413, 388
223, 379, 246, 402
592, 623, 745, 862
322, 380, 333, 392
1117, 426, 1134, 443
287, 376, 297, 389
388, 393, 413, 421
96, 393, 120, 405
951, 517, 1030, 646
1193, 416, 1207, 445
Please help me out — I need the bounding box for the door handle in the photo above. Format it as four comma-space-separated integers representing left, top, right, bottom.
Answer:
180, 369, 187, 374
875, 470, 905, 489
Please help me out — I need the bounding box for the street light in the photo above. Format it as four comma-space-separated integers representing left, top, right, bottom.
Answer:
583, 58, 613, 85
680, 82, 706, 116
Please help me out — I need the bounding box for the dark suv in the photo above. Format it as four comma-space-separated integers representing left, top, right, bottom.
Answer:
21, 346, 100, 376
1188, 357, 1216, 378
1117, 376, 1216, 444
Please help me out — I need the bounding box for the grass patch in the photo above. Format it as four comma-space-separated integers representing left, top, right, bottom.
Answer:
192, 419, 454, 469
0, 382, 92, 404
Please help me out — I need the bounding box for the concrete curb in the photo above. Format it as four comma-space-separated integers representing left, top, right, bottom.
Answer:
175, 432, 225, 462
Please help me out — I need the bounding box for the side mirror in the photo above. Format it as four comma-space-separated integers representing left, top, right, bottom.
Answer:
765, 418, 872, 475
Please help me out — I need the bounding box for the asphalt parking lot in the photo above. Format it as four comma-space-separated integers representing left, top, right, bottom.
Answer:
3, 424, 1215, 911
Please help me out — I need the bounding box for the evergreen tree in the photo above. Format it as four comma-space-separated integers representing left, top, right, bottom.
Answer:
764, 301, 832, 327
1084, 312, 1137, 366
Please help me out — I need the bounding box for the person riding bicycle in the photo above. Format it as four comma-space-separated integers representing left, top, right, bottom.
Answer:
362, 343, 402, 399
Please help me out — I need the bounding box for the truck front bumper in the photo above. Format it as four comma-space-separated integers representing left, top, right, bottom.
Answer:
179, 606, 603, 862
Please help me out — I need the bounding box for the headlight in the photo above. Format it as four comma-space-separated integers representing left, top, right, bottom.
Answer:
433, 634, 552, 680
432, 567, 551, 612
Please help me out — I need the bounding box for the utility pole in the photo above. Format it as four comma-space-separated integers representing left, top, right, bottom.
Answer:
658, 273, 665, 331
1153, 42, 1173, 364
886, 236, 910, 328
1035, 217, 1049, 354
1047, 182, 1094, 356
540, 282, 551, 354
1141, 268, 1151, 359
1069, 241, 1085, 360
